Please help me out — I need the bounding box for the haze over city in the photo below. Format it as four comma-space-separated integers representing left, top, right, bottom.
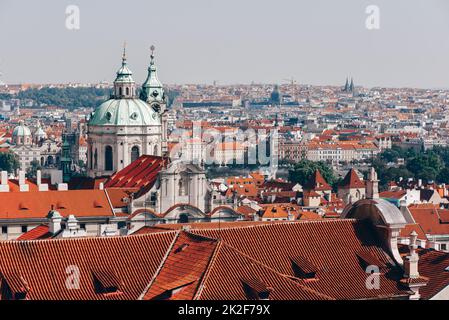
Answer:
1, 0, 449, 88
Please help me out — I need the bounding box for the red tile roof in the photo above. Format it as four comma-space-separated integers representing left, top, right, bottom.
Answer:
193, 220, 410, 299
0, 232, 177, 300
339, 169, 364, 189
304, 170, 332, 191
143, 232, 218, 300
0, 189, 114, 219
104, 155, 169, 197
399, 245, 449, 300
16, 225, 52, 241
408, 204, 449, 235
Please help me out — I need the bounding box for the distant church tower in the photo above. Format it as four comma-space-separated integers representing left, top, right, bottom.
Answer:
140, 45, 169, 155
87, 44, 162, 177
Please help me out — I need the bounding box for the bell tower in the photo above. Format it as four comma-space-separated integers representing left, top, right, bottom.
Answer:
140, 45, 168, 155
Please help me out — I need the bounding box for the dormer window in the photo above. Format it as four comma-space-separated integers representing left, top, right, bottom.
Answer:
1, 272, 30, 300
130, 112, 138, 120
92, 270, 122, 295
105, 112, 112, 121
356, 250, 385, 270
241, 277, 273, 300
290, 256, 318, 279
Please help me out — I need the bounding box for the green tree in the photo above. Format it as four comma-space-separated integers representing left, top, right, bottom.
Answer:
289, 160, 336, 186
26, 160, 42, 178
0, 151, 19, 173
406, 152, 443, 182
437, 167, 449, 184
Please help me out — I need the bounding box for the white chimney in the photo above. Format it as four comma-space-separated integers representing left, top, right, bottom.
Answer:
404, 231, 419, 279
57, 183, 68, 191
0, 171, 9, 192
60, 215, 87, 238
403, 231, 427, 300
18, 171, 29, 192
99, 182, 104, 190
47, 209, 63, 234
37, 170, 49, 191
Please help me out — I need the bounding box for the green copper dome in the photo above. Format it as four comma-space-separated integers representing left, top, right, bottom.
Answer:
88, 99, 160, 126
13, 122, 31, 137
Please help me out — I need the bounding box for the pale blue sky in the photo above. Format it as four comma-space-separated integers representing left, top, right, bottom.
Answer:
1, 0, 449, 88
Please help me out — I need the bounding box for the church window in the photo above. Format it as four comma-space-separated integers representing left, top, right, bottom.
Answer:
94, 149, 98, 169
154, 145, 158, 156
131, 146, 140, 163
105, 146, 113, 171
119, 87, 122, 96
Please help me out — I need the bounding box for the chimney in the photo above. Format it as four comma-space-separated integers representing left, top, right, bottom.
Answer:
404, 231, 419, 279
57, 183, 68, 191
99, 182, 104, 190
47, 209, 63, 234
418, 179, 422, 188
61, 215, 87, 238
366, 167, 379, 199
18, 171, 29, 192
37, 170, 48, 191
0, 171, 9, 192
402, 231, 427, 300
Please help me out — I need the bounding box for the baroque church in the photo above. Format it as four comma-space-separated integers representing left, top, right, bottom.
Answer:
86, 46, 215, 217
87, 46, 168, 177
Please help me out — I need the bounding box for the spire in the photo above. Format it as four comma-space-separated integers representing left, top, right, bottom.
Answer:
122, 41, 127, 64
140, 45, 165, 104
344, 77, 349, 92
113, 43, 135, 99
349, 77, 354, 92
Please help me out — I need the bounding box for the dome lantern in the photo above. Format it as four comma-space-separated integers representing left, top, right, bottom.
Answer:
113, 42, 136, 99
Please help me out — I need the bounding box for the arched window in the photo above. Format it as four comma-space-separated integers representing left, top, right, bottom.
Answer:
131, 146, 140, 163
40, 157, 44, 166
105, 146, 113, 171
178, 213, 189, 224
126, 87, 129, 96
47, 156, 54, 166
154, 145, 158, 156
94, 148, 98, 169
89, 145, 93, 169
119, 87, 122, 96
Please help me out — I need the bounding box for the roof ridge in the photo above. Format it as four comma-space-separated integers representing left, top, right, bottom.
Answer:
137, 230, 181, 300
193, 240, 224, 300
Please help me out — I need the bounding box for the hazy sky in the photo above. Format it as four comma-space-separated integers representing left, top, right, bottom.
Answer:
1, 0, 449, 88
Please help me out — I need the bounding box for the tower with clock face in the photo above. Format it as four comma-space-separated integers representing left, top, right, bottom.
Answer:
140, 46, 169, 156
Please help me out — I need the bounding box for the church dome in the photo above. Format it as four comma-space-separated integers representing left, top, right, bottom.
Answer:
12, 122, 31, 137
88, 98, 160, 126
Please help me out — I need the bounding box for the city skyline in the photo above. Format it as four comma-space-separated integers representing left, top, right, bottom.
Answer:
1, 0, 449, 88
